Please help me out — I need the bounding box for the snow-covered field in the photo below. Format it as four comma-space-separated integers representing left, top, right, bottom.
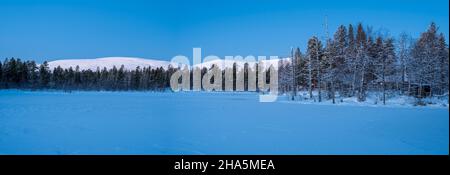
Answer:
279, 91, 449, 108
0, 90, 448, 155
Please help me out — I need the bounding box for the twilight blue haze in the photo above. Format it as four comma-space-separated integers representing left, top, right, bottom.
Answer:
0, 0, 448, 63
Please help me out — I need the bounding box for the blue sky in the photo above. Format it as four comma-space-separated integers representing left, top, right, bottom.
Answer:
0, 0, 448, 63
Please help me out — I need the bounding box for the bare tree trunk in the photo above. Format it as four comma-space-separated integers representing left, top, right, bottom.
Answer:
382, 77, 386, 105
408, 80, 411, 96
351, 64, 357, 97
382, 63, 386, 105
359, 62, 366, 102
318, 71, 322, 102
418, 82, 422, 99
331, 80, 335, 104
308, 55, 313, 99
291, 49, 296, 100
317, 46, 322, 102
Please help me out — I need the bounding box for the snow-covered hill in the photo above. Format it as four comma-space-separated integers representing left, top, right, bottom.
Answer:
47, 57, 288, 71
48, 57, 179, 71
194, 58, 286, 70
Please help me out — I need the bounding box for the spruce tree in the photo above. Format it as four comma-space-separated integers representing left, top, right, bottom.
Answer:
411, 22, 444, 97
381, 38, 396, 104
306, 36, 323, 100
437, 33, 449, 95
39, 61, 50, 88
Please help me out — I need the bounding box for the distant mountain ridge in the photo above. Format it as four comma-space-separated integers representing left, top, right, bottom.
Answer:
47, 57, 178, 71
47, 57, 287, 71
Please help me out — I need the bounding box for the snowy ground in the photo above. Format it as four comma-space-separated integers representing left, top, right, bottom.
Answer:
279, 91, 449, 108
0, 90, 448, 155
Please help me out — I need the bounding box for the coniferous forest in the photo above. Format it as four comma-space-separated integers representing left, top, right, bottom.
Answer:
1, 23, 448, 103
0, 60, 176, 91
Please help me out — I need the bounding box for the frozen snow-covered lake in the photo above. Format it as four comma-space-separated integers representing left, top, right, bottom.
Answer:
0, 90, 448, 155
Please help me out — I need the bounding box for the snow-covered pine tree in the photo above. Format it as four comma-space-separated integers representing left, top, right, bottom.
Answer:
345, 24, 358, 97
355, 23, 368, 101
366, 36, 381, 88
410, 22, 445, 97
327, 25, 347, 103
381, 38, 396, 104
295, 48, 308, 92
397, 32, 412, 94
306, 37, 322, 100
437, 33, 449, 95
291, 48, 297, 99
278, 58, 293, 95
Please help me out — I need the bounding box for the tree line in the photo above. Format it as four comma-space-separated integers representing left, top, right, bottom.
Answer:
0, 60, 176, 91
